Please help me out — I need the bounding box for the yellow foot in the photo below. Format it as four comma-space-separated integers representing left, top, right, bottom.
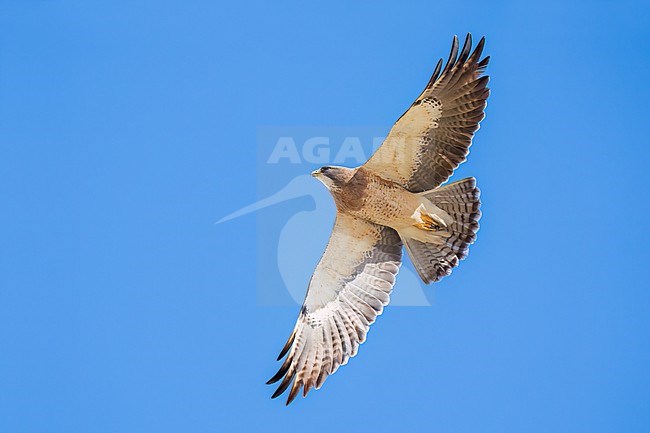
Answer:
415, 213, 443, 231
412, 204, 450, 233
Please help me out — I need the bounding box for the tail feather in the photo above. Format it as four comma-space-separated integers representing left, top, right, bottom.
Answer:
401, 177, 481, 284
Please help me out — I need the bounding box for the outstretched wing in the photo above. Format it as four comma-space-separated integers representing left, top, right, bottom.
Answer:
364, 33, 490, 193
267, 213, 402, 405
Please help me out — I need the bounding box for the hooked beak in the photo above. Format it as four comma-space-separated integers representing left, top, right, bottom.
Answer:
311, 169, 321, 177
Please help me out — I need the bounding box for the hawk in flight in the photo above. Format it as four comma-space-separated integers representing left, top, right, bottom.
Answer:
267, 34, 490, 404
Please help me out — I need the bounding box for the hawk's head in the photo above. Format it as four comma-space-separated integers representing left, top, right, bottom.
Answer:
311, 166, 355, 191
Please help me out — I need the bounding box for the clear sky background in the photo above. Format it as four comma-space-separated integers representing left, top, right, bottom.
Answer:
1, 1, 649, 432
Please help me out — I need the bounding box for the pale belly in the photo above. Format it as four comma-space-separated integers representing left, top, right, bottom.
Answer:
348, 182, 422, 229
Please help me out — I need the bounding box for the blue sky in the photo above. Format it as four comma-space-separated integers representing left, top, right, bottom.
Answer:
1, 1, 649, 432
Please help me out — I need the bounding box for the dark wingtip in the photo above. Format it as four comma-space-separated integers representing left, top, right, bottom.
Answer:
276, 330, 295, 361
267, 355, 292, 385
271, 386, 285, 399
449, 34, 459, 61
266, 369, 283, 385
427, 58, 443, 87
458, 33, 472, 65
441, 35, 460, 76
473, 36, 486, 60
271, 372, 294, 399
276, 337, 293, 361
286, 382, 301, 405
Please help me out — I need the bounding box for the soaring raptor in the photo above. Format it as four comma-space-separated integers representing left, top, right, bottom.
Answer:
267, 34, 490, 404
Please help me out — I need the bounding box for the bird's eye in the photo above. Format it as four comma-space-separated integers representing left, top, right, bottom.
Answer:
321, 166, 331, 172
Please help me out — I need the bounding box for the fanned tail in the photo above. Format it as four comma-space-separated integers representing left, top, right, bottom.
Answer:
400, 177, 481, 284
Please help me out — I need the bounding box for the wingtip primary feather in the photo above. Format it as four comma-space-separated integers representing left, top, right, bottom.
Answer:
478, 55, 490, 70
443, 35, 460, 74
458, 33, 472, 65
286, 381, 301, 405
266, 355, 291, 385
271, 371, 295, 399
472, 36, 486, 62
276, 329, 296, 360
266, 374, 281, 386
427, 58, 444, 87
